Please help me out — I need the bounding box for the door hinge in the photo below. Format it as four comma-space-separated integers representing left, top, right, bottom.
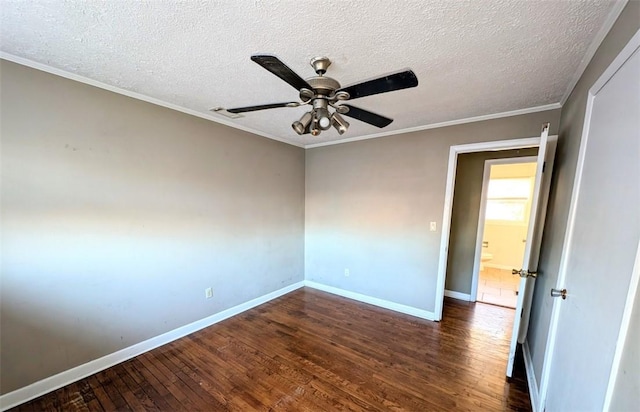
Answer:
542, 161, 546, 173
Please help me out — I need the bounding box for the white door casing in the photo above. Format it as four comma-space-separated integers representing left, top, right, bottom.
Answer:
539, 31, 640, 411
436, 136, 544, 321
435, 129, 556, 380
434, 136, 557, 321
506, 125, 557, 377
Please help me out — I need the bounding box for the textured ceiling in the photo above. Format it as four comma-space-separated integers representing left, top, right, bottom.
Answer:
0, 0, 620, 147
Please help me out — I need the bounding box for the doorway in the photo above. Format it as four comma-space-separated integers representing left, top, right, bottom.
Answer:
436, 128, 557, 378
473, 158, 538, 308
442, 148, 538, 306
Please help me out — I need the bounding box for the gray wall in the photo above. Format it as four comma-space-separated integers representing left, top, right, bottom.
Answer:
305, 111, 560, 313
0, 60, 305, 394
445, 148, 538, 295
527, 0, 640, 390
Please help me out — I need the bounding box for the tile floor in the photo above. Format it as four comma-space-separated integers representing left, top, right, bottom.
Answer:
477, 267, 520, 308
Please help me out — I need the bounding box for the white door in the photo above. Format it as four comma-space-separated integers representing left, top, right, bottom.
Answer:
505, 125, 557, 377
542, 38, 640, 410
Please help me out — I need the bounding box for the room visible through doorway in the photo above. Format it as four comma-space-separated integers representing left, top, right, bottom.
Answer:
476, 160, 537, 308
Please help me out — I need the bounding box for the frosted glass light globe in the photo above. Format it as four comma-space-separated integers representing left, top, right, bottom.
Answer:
319, 116, 331, 129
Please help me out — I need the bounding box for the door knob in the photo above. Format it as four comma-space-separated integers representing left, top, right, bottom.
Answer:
550, 288, 567, 299
512, 268, 538, 278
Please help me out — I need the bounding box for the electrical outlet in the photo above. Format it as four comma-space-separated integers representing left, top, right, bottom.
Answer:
205, 287, 213, 299
344, 268, 350, 277
430, 221, 437, 232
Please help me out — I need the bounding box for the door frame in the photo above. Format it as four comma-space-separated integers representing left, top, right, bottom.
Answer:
435, 136, 551, 320
470, 156, 538, 302
537, 29, 640, 412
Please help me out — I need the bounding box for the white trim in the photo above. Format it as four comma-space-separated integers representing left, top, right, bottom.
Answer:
523, 340, 540, 412
305, 104, 561, 149
603, 242, 640, 411
560, 0, 630, 105
0, 52, 305, 149
1, 52, 562, 151
434, 145, 459, 321
434, 136, 545, 321
0, 281, 305, 411
305, 281, 436, 321
471, 162, 493, 301
538, 29, 640, 412
444, 290, 471, 301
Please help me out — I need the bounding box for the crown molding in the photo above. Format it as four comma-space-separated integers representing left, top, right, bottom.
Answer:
2, 52, 564, 150
0, 52, 305, 148
305, 103, 562, 148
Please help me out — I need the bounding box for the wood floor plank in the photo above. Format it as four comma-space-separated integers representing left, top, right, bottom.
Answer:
183, 334, 297, 410
119, 360, 170, 411
99, 368, 136, 411
116, 361, 163, 411
9, 288, 531, 411
176, 335, 265, 409
86, 375, 116, 411
222, 299, 457, 409
58, 381, 94, 411
136, 351, 200, 410
211, 315, 390, 410
127, 358, 184, 411
157, 345, 234, 410
91, 369, 131, 411
74, 380, 104, 411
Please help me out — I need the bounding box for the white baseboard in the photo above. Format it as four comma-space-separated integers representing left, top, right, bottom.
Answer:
444, 290, 472, 301
523, 340, 540, 412
305, 280, 436, 321
0, 281, 305, 411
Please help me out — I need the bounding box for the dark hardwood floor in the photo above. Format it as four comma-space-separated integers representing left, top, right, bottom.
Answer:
11, 288, 531, 411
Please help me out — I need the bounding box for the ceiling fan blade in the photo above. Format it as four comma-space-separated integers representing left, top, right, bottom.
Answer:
251, 55, 312, 91
338, 69, 418, 100
341, 104, 393, 128
227, 102, 298, 113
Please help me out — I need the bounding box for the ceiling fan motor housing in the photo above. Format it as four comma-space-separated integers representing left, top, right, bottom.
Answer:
306, 72, 341, 133
306, 76, 341, 96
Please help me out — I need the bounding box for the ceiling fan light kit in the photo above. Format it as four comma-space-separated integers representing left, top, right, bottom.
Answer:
332, 112, 349, 135
220, 54, 419, 137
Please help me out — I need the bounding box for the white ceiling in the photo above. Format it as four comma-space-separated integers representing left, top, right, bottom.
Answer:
0, 1, 621, 147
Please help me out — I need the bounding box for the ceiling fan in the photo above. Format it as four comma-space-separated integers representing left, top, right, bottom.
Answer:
213, 55, 418, 136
